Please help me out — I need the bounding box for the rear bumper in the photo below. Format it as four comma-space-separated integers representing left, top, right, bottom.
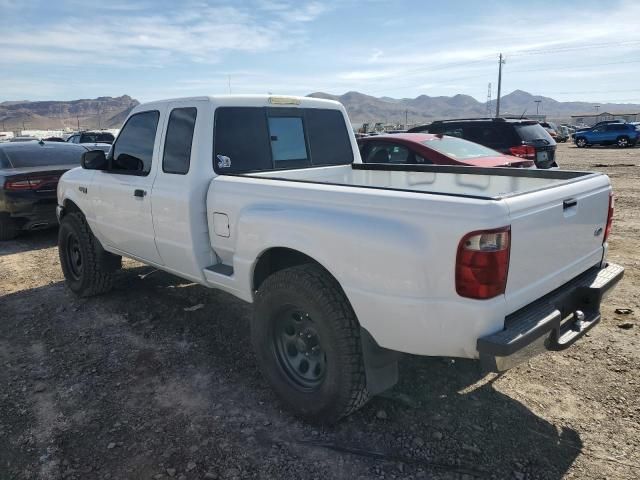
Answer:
477, 262, 624, 372
1, 190, 58, 230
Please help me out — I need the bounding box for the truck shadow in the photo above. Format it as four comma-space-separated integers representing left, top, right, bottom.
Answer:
0, 228, 58, 256
0, 265, 582, 479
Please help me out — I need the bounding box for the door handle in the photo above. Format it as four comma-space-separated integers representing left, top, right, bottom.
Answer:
563, 198, 577, 209
134, 189, 147, 198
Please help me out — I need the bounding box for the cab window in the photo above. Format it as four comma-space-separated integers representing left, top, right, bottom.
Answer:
163, 107, 197, 174
111, 110, 159, 175
213, 107, 353, 173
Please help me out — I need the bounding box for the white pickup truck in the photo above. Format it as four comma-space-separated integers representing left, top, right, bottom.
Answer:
56, 95, 623, 422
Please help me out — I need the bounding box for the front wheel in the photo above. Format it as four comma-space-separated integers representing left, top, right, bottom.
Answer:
252, 264, 369, 423
617, 136, 630, 148
575, 137, 587, 148
58, 212, 120, 297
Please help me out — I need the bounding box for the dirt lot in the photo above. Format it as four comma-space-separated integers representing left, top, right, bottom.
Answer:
1, 143, 638, 480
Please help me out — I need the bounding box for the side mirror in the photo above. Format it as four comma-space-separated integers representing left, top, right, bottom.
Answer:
81, 150, 108, 170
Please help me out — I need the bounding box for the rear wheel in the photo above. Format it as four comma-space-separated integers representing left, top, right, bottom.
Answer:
617, 136, 630, 148
252, 264, 369, 423
0, 214, 18, 241
58, 212, 120, 297
575, 137, 587, 148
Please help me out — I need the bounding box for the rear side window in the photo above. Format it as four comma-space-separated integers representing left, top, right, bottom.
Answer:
364, 142, 412, 164
0, 145, 85, 168
97, 133, 115, 143
214, 107, 353, 173
163, 107, 197, 174
111, 110, 159, 175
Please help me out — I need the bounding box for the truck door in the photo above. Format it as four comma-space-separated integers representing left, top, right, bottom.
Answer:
91, 109, 165, 264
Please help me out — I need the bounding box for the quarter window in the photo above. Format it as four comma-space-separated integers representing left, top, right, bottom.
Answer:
163, 107, 197, 174
111, 111, 159, 175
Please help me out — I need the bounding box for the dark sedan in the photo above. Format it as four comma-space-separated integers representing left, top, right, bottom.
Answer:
358, 133, 534, 168
0, 141, 87, 240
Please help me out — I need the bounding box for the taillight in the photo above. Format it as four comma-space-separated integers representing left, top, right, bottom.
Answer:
509, 145, 536, 159
4, 175, 59, 191
604, 193, 614, 243
456, 226, 511, 299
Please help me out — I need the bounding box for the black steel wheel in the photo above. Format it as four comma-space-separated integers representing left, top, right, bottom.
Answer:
64, 230, 83, 280
252, 263, 369, 423
273, 308, 327, 389
58, 212, 119, 297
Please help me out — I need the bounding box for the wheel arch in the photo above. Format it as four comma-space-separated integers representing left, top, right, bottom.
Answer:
61, 198, 84, 218
252, 246, 336, 293
251, 246, 400, 396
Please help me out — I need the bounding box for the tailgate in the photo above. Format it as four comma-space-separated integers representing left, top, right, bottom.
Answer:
503, 173, 611, 313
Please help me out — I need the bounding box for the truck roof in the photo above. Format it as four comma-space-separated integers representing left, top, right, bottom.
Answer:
131, 95, 342, 113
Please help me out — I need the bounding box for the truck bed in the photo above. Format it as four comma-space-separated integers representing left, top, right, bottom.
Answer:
246, 163, 600, 200
209, 161, 611, 357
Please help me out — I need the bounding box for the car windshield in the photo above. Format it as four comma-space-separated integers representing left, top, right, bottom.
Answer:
422, 135, 501, 159
0, 144, 84, 168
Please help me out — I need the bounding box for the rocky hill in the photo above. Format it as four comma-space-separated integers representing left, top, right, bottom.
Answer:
0, 95, 139, 131
308, 90, 640, 125
2, 90, 639, 131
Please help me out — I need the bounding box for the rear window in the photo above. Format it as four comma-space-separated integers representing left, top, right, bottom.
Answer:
514, 123, 555, 143
0, 144, 84, 168
214, 107, 353, 173
422, 136, 501, 159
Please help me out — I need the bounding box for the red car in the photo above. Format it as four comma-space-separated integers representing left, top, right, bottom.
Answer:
358, 133, 534, 168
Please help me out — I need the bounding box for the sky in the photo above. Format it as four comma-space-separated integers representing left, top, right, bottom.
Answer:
1, 0, 640, 106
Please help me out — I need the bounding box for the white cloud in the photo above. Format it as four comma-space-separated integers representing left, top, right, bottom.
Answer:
0, 1, 329, 67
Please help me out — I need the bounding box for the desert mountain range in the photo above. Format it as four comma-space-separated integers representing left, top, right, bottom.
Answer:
2, 90, 639, 131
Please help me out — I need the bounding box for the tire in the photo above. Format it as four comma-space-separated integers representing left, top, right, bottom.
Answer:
0, 214, 18, 241
58, 212, 119, 297
616, 136, 630, 148
252, 264, 369, 423
575, 137, 587, 148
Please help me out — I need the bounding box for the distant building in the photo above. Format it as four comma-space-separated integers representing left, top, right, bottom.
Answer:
570, 112, 639, 126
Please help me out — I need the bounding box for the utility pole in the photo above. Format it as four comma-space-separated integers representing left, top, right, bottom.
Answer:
77, 114, 80, 131
228, 75, 232, 94
535, 100, 542, 115
594, 105, 600, 114
405, 109, 408, 127
495, 53, 505, 118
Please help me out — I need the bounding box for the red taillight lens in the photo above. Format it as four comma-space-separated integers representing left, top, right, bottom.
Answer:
509, 145, 536, 159
604, 193, 614, 243
4, 179, 34, 190
4, 175, 59, 191
456, 227, 511, 299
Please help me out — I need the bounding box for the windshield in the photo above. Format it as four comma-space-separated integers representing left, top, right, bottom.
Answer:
0, 144, 84, 168
422, 135, 501, 159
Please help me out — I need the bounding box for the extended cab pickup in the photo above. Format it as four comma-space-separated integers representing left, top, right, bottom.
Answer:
57, 95, 623, 422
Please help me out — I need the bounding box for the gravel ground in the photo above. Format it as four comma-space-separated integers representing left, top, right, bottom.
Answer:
1, 142, 639, 480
